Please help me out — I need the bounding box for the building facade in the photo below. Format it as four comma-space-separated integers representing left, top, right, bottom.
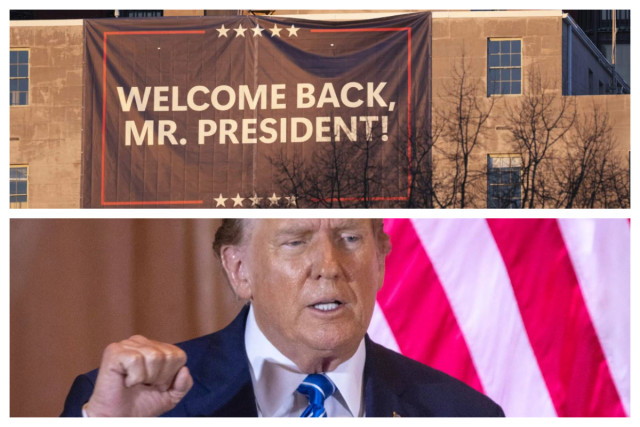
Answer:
9, 10, 630, 208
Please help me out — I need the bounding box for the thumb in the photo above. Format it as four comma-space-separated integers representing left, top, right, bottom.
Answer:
169, 366, 193, 399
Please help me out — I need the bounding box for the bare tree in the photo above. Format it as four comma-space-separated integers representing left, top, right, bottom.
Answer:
389, 112, 438, 208
269, 53, 497, 210
431, 53, 496, 208
551, 103, 629, 208
269, 117, 389, 208
268, 149, 309, 208
348, 119, 388, 207
269, 67, 628, 210
505, 67, 576, 208
604, 154, 630, 208
553, 104, 607, 208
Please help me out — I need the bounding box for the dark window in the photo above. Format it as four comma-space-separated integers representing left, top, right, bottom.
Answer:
10, 49, 29, 106
10, 166, 28, 208
118, 10, 163, 18
487, 39, 522, 96
487, 155, 522, 208
588, 68, 594, 93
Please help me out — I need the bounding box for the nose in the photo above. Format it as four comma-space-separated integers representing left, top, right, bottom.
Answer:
312, 236, 342, 281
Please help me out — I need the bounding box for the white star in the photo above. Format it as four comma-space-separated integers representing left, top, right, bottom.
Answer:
287, 195, 298, 207
214, 193, 228, 207
249, 193, 262, 206
268, 193, 280, 206
251, 25, 264, 37
216, 25, 230, 38
234, 25, 247, 38
232, 193, 245, 207
269, 24, 282, 38
287, 25, 299, 37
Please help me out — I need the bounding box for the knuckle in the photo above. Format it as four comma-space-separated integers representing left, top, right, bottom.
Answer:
171, 347, 187, 360
146, 348, 166, 363
123, 351, 144, 366
129, 334, 148, 343
103, 342, 125, 358
104, 342, 119, 353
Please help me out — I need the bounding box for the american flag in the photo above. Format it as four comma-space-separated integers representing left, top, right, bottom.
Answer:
367, 218, 630, 417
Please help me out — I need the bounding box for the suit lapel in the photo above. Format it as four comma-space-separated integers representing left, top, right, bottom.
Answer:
363, 336, 432, 417
363, 336, 399, 417
180, 306, 259, 417
183, 379, 257, 417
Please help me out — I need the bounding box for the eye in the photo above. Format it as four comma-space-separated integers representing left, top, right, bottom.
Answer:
283, 239, 305, 248
342, 234, 361, 244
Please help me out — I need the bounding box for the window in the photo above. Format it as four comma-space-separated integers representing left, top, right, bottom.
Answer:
599, 81, 604, 94
10, 165, 28, 208
487, 155, 521, 208
602, 10, 630, 21
119, 10, 163, 18
10, 49, 29, 106
588, 69, 594, 93
487, 39, 522, 96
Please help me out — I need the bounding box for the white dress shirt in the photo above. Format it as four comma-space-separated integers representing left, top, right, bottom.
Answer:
244, 305, 366, 417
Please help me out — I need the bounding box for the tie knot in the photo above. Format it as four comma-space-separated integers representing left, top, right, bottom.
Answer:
297, 373, 336, 417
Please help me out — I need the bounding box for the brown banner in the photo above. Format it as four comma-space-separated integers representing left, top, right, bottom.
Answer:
82, 13, 431, 207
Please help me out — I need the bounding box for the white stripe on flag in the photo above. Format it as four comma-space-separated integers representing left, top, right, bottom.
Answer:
557, 219, 630, 415
410, 218, 556, 417
368, 301, 402, 353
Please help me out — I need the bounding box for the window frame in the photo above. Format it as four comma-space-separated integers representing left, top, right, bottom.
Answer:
487, 154, 522, 209
487, 38, 523, 97
10, 48, 30, 107
10, 164, 29, 208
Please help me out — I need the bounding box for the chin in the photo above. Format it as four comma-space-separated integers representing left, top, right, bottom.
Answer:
305, 327, 363, 355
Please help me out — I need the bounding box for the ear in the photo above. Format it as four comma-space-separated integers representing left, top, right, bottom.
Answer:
220, 245, 253, 300
376, 259, 386, 292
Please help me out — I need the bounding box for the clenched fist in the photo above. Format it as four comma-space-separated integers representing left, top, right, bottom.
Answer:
84, 335, 194, 417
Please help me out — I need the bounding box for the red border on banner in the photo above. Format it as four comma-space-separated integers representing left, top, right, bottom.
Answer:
101, 27, 415, 206
101, 30, 206, 206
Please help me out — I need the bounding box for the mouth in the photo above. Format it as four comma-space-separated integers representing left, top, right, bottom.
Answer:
309, 300, 344, 312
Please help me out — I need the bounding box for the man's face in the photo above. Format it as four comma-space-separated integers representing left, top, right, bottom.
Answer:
224, 219, 386, 371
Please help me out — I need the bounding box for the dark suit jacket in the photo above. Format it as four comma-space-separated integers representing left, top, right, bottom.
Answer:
61, 306, 504, 417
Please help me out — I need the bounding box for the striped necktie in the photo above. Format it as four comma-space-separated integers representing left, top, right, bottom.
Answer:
297, 373, 336, 417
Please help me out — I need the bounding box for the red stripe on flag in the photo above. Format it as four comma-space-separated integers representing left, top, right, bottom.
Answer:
487, 219, 626, 417
378, 219, 484, 393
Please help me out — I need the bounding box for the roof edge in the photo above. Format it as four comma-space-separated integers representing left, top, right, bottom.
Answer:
10, 19, 84, 27
9, 10, 565, 26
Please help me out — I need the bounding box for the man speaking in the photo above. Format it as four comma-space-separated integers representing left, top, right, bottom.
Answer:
61, 219, 504, 417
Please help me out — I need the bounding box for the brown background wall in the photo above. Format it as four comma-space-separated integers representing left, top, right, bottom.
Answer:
10, 219, 245, 417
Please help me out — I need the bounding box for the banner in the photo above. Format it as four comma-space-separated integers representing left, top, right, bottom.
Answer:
369, 218, 630, 417
82, 13, 431, 207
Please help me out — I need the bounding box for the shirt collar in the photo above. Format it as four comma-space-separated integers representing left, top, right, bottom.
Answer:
244, 305, 366, 417
326, 338, 366, 416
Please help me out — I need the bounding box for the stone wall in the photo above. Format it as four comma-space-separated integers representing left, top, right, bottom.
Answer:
430, 14, 629, 207
10, 21, 83, 208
